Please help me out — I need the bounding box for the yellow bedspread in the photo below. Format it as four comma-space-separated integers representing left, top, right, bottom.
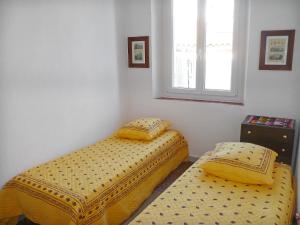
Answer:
0, 130, 188, 225
130, 157, 295, 225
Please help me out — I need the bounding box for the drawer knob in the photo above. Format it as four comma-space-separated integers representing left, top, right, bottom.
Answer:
283, 135, 288, 139
282, 149, 286, 152
247, 131, 252, 134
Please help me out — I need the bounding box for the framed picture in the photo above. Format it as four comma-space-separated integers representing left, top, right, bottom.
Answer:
128, 36, 149, 68
259, 30, 295, 70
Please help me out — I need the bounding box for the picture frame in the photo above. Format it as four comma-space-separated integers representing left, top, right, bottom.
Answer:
128, 36, 149, 68
259, 30, 295, 70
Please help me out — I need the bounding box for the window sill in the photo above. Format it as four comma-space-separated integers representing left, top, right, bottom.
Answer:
155, 97, 244, 106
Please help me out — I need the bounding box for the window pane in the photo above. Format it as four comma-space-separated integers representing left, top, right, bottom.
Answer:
205, 0, 234, 91
172, 0, 198, 89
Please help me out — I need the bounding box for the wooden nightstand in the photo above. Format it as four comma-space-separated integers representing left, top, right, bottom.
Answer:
240, 115, 296, 168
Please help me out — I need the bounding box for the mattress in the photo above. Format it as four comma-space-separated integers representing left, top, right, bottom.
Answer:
0, 130, 188, 225
129, 157, 295, 225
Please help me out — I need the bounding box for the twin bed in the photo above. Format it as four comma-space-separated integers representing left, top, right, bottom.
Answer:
130, 155, 295, 225
0, 118, 296, 225
0, 121, 188, 225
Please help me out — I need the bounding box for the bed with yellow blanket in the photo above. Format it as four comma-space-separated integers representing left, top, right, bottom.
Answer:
130, 156, 295, 225
0, 130, 188, 225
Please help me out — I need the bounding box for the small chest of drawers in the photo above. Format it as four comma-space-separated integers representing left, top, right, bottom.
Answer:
240, 115, 296, 166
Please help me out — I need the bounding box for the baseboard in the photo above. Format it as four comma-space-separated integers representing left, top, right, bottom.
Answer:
189, 156, 198, 162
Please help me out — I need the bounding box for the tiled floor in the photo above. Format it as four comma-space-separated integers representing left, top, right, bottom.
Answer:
17, 161, 194, 225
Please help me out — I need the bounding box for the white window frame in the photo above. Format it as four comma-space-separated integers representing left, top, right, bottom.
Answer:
153, 0, 249, 104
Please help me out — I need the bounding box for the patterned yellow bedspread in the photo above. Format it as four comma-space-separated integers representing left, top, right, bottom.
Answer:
0, 130, 188, 225
130, 158, 295, 225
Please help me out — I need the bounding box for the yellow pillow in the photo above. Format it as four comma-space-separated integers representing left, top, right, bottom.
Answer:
116, 118, 171, 141
199, 142, 278, 185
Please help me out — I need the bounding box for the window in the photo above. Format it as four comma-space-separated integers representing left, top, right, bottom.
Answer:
172, 0, 198, 89
153, 0, 248, 103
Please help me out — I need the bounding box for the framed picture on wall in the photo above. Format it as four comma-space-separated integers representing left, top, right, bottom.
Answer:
128, 36, 149, 68
259, 30, 295, 70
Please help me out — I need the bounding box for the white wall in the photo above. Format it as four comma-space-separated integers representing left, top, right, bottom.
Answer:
116, 0, 300, 209
0, 0, 121, 187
